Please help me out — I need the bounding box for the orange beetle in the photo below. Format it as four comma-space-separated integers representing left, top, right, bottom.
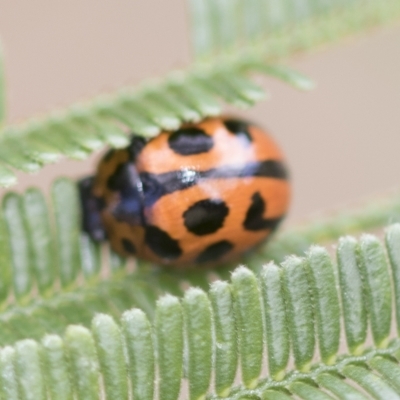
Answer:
79, 116, 290, 266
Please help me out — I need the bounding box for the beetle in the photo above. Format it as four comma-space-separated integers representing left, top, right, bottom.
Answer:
79, 116, 290, 266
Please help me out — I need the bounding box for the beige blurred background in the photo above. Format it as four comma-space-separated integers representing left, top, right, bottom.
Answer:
0, 1, 399, 225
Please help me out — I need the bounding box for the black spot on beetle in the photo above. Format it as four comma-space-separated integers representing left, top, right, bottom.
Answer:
168, 127, 214, 155
183, 199, 229, 236
224, 119, 252, 146
121, 238, 137, 254
107, 163, 132, 192
196, 240, 234, 264
244, 192, 283, 231
145, 225, 182, 260
127, 136, 147, 161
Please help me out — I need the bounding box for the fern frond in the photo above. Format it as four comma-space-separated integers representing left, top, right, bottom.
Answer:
188, 0, 400, 60
3, 226, 400, 398
0, 182, 399, 348
0, 61, 310, 188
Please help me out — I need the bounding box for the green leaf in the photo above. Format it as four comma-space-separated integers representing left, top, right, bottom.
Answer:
210, 281, 237, 397
306, 246, 340, 365
341, 363, 400, 400
91, 314, 128, 400
79, 233, 101, 281
14, 340, 46, 400
52, 178, 81, 289
262, 390, 292, 400
289, 381, 336, 400
121, 309, 154, 400
359, 234, 392, 348
316, 372, 369, 400
183, 288, 213, 400
0, 164, 16, 188
369, 356, 400, 394
232, 267, 264, 388
281, 257, 315, 372
41, 334, 73, 400
245, 63, 315, 90
260, 263, 289, 381
3, 193, 33, 303
0, 208, 12, 307
0, 346, 18, 400
155, 295, 183, 400
336, 236, 367, 355
23, 189, 56, 296
65, 325, 100, 400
